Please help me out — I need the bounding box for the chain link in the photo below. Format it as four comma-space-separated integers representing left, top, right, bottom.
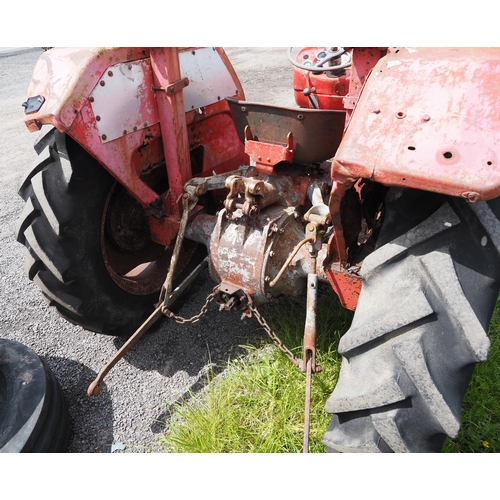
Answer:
161, 287, 218, 324
247, 301, 303, 370
162, 284, 303, 370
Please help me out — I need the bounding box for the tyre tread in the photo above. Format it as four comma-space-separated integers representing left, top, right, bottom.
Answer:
324, 192, 500, 452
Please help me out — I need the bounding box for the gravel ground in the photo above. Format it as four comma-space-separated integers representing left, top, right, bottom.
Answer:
0, 47, 296, 453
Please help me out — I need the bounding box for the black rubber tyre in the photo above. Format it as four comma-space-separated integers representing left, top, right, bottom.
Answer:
0, 338, 71, 453
16, 128, 203, 337
323, 188, 500, 452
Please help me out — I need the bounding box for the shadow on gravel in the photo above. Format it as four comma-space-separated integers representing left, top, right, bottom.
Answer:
43, 356, 114, 453
103, 271, 272, 440
115, 308, 266, 438
113, 311, 263, 375
111, 272, 266, 379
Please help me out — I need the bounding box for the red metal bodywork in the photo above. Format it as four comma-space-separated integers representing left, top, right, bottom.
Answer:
293, 47, 500, 308
333, 47, 500, 202
292, 47, 386, 126
24, 47, 248, 246
23, 47, 500, 314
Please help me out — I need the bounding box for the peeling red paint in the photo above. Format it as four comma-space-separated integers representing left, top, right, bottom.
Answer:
334, 47, 500, 200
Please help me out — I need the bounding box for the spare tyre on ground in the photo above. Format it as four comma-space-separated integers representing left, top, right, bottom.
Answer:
0, 338, 71, 452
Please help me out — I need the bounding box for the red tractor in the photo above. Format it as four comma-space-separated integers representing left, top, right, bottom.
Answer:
16, 47, 500, 452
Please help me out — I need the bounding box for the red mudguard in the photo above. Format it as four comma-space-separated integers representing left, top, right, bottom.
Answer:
333, 47, 500, 202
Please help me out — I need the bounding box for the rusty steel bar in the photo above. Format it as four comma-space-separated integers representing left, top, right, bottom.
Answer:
303, 352, 313, 453
87, 304, 163, 396
303, 272, 318, 372
159, 193, 194, 305
86, 256, 208, 396
302, 263, 322, 452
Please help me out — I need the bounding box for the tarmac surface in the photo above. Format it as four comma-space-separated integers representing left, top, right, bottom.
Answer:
0, 47, 42, 57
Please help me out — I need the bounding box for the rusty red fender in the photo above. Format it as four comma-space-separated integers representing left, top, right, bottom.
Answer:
22, 47, 247, 245
333, 47, 500, 202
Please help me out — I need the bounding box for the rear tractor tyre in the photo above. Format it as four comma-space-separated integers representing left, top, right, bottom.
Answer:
16, 128, 203, 337
323, 188, 500, 452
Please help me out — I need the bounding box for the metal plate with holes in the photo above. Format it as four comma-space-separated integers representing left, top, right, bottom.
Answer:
334, 47, 500, 200
90, 59, 159, 143
179, 48, 239, 111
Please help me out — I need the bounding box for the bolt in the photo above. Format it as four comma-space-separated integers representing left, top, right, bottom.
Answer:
108, 71, 113, 77
267, 158, 271, 162
128, 64, 132, 70
100, 80, 105, 86
373, 109, 381, 114
396, 111, 405, 119
421, 114, 431, 122
89, 96, 94, 103
264, 276, 271, 283
269, 251, 275, 258
268, 224, 279, 236
96, 116, 101, 121
462, 191, 481, 203
248, 206, 260, 218
102, 134, 107, 141
123, 130, 127, 135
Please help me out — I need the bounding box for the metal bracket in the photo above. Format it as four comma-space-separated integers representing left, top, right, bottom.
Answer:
153, 77, 190, 94
244, 125, 295, 175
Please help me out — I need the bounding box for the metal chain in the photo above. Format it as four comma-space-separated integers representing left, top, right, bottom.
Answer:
247, 300, 303, 370
161, 287, 218, 325
162, 283, 303, 370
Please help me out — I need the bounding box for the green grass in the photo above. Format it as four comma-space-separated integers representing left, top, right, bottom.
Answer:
160, 289, 500, 453
161, 288, 351, 453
